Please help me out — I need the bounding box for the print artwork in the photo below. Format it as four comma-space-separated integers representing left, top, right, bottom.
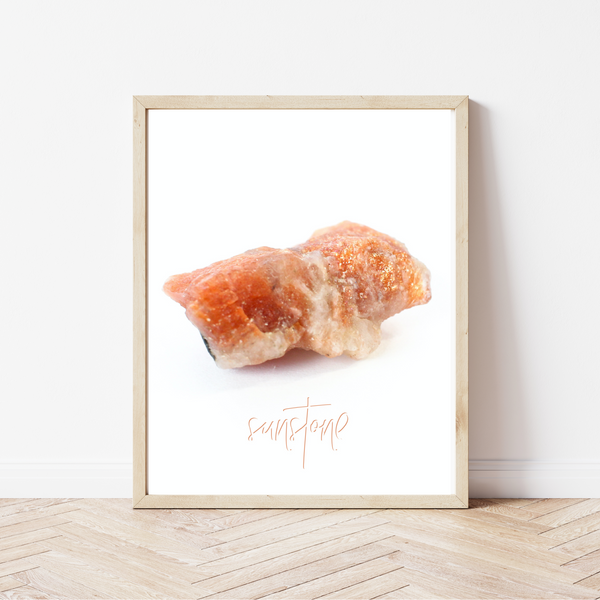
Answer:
134, 96, 468, 508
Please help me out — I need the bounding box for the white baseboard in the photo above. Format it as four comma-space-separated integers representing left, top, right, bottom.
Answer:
469, 461, 600, 498
0, 463, 132, 498
0, 461, 598, 499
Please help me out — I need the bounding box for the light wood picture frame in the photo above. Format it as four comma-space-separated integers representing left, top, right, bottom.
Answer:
133, 95, 468, 509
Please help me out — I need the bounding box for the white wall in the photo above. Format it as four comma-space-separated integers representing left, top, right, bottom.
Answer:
1, 0, 598, 498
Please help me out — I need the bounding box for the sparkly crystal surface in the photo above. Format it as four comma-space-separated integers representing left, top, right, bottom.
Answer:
163, 222, 431, 368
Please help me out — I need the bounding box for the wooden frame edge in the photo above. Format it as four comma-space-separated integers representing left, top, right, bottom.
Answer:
133, 494, 466, 510
454, 97, 469, 508
133, 95, 467, 110
133, 98, 147, 507
133, 95, 469, 509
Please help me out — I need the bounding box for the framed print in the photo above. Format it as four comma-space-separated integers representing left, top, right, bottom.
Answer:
133, 96, 468, 509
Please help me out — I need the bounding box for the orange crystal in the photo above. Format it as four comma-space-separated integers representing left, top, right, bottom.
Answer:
164, 221, 431, 368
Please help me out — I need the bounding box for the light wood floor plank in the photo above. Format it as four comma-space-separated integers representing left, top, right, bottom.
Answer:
195, 509, 385, 564
384, 509, 561, 560
63, 509, 218, 564
552, 528, 600, 558
207, 508, 333, 542
576, 571, 600, 591
0, 516, 73, 541
0, 579, 23, 594
0, 500, 76, 521
39, 535, 200, 599
378, 568, 504, 599
12, 567, 110, 599
0, 584, 54, 599
563, 548, 600, 575
443, 505, 552, 534
380, 523, 588, 586
192, 524, 391, 593
204, 541, 397, 599
264, 555, 406, 599
540, 511, 600, 543
168, 507, 245, 520
532, 499, 600, 528
525, 498, 588, 516
0, 503, 29, 511
468, 498, 542, 521
72, 500, 224, 548
379, 535, 597, 599
89, 498, 241, 521
0, 560, 37, 579
54, 522, 201, 584
79, 499, 226, 535
375, 584, 437, 598
193, 517, 388, 578
29, 550, 172, 600
486, 498, 543, 507
0, 545, 49, 565
0, 504, 78, 529
0, 529, 61, 552
210, 508, 292, 529
377, 583, 497, 599
0, 499, 597, 599
321, 569, 409, 599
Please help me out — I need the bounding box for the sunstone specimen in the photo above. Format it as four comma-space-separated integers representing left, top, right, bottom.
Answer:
163, 222, 431, 369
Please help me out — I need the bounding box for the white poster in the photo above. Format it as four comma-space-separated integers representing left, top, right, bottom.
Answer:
146, 108, 456, 497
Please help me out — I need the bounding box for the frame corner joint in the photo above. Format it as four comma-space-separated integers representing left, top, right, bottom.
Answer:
132, 494, 147, 509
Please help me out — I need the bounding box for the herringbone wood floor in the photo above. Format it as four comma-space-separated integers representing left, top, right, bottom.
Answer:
0, 499, 599, 599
